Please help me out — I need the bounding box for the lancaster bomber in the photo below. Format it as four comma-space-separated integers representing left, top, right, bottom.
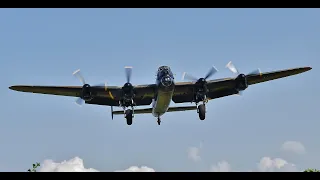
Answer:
9, 61, 311, 125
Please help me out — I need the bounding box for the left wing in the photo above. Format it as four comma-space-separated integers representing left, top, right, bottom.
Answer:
172, 67, 311, 103
246, 67, 311, 85
172, 78, 236, 103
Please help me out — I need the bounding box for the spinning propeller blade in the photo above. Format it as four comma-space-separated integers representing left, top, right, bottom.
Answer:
226, 61, 240, 75
125, 66, 133, 83
75, 97, 84, 106
247, 68, 262, 76
182, 72, 198, 81
182, 66, 218, 82
204, 66, 218, 80
73, 69, 86, 85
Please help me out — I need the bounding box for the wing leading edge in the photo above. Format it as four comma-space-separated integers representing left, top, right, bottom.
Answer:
9, 66, 311, 106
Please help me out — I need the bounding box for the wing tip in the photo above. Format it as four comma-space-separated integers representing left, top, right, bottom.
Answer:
305, 67, 312, 71
300, 66, 312, 73
9, 85, 28, 91
9, 85, 18, 91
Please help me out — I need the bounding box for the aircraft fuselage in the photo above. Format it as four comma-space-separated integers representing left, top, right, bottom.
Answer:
152, 66, 175, 118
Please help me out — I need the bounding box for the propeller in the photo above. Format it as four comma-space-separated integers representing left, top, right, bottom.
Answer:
225, 61, 261, 95
122, 66, 134, 94
182, 66, 219, 82
73, 69, 86, 85
181, 66, 218, 103
121, 66, 135, 107
73, 69, 107, 106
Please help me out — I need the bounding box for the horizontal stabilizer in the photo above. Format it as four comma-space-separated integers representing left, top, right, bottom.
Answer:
112, 106, 197, 115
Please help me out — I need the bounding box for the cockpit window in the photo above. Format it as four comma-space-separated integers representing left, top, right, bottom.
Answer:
158, 66, 169, 72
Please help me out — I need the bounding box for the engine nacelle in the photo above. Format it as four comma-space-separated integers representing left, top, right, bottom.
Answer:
193, 78, 209, 103
235, 74, 248, 91
194, 91, 206, 102
81, 84, 94, 101
121, 82, 135, 107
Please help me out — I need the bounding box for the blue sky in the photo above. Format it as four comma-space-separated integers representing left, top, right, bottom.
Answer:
0, 8, 319, 172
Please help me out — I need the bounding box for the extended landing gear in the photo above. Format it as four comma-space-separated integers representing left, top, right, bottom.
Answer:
157, 117, 161, 125
194, 93, 207, 120
197, 104, 206, 120
125, 109, 133, 125
120, 99, 135, 126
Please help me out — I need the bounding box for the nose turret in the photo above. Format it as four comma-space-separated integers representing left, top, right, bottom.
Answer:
161, 75, 173, 87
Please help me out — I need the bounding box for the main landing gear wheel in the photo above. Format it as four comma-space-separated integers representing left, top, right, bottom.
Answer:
125, 109, 133, 125
198, 104, 206, 120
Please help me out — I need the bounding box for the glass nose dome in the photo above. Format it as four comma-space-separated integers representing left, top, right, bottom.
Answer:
161, 76, 172, 87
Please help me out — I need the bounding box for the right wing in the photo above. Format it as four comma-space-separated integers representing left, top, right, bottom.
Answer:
9, 84, 156, 106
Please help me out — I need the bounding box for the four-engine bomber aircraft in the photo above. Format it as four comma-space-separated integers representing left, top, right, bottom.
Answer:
9, 61, 311, 125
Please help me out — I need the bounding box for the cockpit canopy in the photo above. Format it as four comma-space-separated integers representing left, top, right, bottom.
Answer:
157, 66, 174, 79
158, 66, 170, 72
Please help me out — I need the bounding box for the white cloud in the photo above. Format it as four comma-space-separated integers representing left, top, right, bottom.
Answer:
207, 140, 306, 172
187, 142, 203, 162
257, 157, 298, 172
36, 140, 306, 172
209, 157, 298, 172
187, 146, 201, 162
39, 157, 99, 172
114, 166, 155, 172
281, 141, 306, 154
38, 157, 155, 172
210, 161, 231, 172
